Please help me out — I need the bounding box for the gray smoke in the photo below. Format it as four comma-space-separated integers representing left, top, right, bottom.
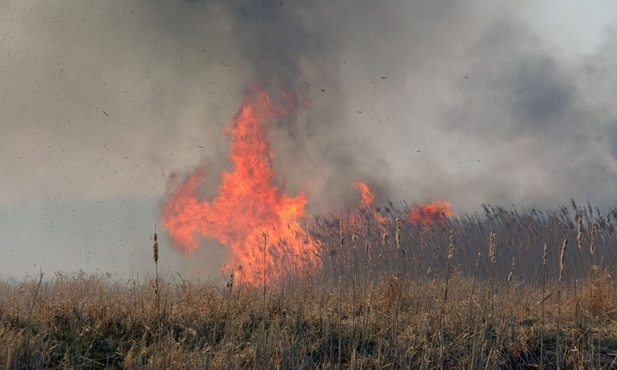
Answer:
2, 0, 617, 211
3, 0, 617, 279
140, 0, 506, 210
180, 0, 617, 211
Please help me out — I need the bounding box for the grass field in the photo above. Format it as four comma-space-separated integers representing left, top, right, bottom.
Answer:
2, 202, 617, 369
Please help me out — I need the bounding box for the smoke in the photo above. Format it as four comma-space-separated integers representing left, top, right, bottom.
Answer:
426, 18, 617, 209
2, 0, 617, 212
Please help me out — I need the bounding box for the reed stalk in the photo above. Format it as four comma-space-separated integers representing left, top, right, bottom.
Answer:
152, 228, 160, 370
556, 238, 567, 369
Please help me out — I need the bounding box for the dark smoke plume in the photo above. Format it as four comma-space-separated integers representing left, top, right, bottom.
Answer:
147, 1, 617, 212
2, 0, 617, 211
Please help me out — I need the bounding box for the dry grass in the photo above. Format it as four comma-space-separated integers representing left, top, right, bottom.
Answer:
2, 202, 617, 369
1, 269, 616, 369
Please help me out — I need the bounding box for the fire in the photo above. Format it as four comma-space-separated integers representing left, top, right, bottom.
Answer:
409, 200, 452, 226
161, 83, 454, 284
351, 182, 388, 230
161, 84, 319, 284
353, 182, 374, 207
351, 183, 452, 228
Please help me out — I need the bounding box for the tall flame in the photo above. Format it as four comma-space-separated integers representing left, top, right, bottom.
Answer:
162, 84, 454, 284
353, 182, 374, 207
161, 84, 319, 284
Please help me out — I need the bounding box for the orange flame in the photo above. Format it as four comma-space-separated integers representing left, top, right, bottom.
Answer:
352, 183, 452, 229
353, 182, 374, 207
161, 84, 319, 284
352, 182, 389, 230
409, 200, 452, 226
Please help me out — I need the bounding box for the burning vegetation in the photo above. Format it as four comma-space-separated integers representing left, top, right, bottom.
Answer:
6, 97, 617, 366
85, 84, 617, 369
162, 84, 453, 284
3, 199, 617, 368
162, 84, 319, 284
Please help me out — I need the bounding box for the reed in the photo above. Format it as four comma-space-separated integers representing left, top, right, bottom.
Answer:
556, 238, 568, 369
540, 241, 547, 370
2, 202, 617, 368
1, 267, 616, 368
152, 228, 161, 369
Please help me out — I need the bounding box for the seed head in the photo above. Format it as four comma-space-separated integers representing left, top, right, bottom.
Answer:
542, 242, 547, 266
395, 218, 401, 249
590, 223, 595, 256
508, 258, 515, 284
577, 217, 583, 251
489, 231, 497, 264
559, 239, 568, 281
152, 232, 158, 264
340, 222, 344, 248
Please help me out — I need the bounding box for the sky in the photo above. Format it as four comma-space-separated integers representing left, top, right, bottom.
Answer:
1, 0, 617, 280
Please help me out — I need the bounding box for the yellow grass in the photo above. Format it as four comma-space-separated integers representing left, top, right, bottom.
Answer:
1, 269, 616, 369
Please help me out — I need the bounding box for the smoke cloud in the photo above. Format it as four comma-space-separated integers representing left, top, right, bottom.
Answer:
2, 0, 616, 210
1, 0, 617, 277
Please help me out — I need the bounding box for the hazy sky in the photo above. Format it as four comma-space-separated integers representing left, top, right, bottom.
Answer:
1, 0, 616, 280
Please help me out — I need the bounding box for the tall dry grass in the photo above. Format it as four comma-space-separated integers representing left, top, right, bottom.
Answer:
1, 269, 616, 369
1, 201, 617, 368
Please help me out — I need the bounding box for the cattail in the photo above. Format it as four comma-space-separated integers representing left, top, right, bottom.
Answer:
152, 227, 161, 360
540, 242, 547, 370
542, 242, 547, 266
488, 231, 497, 322
153, 232, 158, 264
556, 238, 568, 369
505, 257, 516, 296
262, 232, 268, 286
577, 217, 583, 251
226, 270, 234, 290
489, 231, 496, 264
590, 223, 595, 256
441, 229, 454, 360
448, 230, 454, 260
559, 239, 568, 280
340, 221, 344, 248
395, 218, 401, 250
